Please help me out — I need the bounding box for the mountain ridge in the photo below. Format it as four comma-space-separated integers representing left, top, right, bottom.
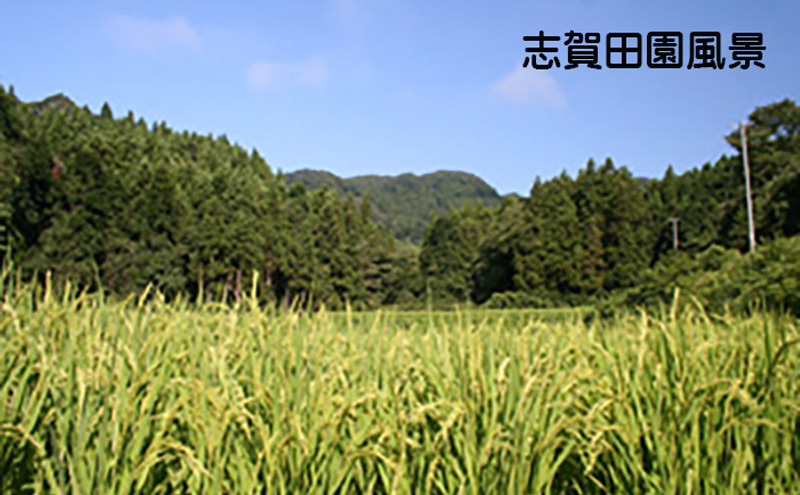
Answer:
285, 168, 502, 243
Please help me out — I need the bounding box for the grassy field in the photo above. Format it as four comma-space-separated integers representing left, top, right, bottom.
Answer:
1, 283, 799, 494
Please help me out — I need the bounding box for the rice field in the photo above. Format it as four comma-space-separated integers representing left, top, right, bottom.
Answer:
1, 282, 799, 494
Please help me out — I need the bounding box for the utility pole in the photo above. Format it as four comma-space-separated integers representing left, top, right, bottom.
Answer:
668, 217, 679, 253
740, 121, 756, 253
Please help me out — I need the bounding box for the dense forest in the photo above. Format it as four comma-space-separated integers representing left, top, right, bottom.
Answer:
0, 88, 401, 309
0, 85, 797, 313
285, 169, 501, 243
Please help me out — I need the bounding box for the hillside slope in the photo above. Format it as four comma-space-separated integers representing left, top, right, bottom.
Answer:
285, 169, 502, 243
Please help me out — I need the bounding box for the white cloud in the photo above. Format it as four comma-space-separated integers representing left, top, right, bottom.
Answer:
491, 67, 566, 107
107, 15, 202, 53
246, 59, 330, 91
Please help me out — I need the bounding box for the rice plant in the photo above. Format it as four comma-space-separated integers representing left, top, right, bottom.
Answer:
0, 278, 798, 494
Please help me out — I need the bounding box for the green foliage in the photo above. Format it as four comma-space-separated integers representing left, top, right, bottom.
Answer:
1, 85, 798, 313
425, 100, 800, 311
0, 86, 401, 309
702, 237, 800, 315
428, 158, 658, 308
471, 197, 523, 303
0, 281, 798, 494
286, 169, 502, 243
419, 202, 492, 303
610, 236, 800, 316
647, 99, 800, 253
574, 158, 655, 290
513, 175, 574, 294
481, 290, 557, 309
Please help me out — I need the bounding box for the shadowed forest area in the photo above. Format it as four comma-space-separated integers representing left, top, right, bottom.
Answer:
0, 85, 798, 314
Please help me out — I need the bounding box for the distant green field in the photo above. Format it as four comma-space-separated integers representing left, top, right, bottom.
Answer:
326, 306, 594, 330
1, 286, 798, 494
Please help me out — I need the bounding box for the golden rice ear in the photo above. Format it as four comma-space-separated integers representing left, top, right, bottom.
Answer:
1, 286, 795, 494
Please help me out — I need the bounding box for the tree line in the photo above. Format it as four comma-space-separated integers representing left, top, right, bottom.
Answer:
419, 99, 800, 313
284, 169, 502, 244
1, 86, 797, 312
0, 88, 403, 309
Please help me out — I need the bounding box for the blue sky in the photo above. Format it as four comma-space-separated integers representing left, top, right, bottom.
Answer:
1, 0, 797, 195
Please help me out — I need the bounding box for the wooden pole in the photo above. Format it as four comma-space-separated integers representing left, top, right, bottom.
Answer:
741, 122, 756, 252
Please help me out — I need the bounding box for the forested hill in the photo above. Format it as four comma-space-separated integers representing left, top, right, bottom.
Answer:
285, 169, 502, 243
1, 86, 797, 313
0, 86, 409, 309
